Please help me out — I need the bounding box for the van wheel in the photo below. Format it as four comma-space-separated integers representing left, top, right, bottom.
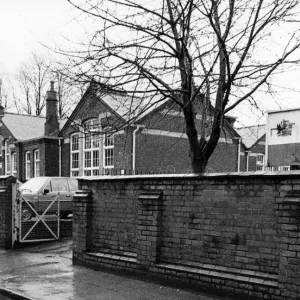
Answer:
59, 213, 69, 219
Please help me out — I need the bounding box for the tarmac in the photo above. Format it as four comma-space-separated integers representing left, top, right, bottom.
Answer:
0, 239, 235, 300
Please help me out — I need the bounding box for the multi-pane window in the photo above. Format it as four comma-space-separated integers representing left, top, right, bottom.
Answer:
11, 152, 17, 177
69, 119, 116, 176
256, 153, 264, 171
103, 133, 114, 168
5, 140, 10, 175
257, 154, 264, 163
70, 134, 79, 177
25, 151, 31, 180
256, 165, 263, 171
34, 150, 40, 177
280, 166, 290, 171
84, 119, 100, 176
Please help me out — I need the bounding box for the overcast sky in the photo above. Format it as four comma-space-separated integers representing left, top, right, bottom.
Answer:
0, 1, 77, 73
1, 1, 300, 127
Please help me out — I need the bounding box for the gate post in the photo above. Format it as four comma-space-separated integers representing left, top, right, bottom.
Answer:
0, 176, 16, 249
73, 189, 93, 261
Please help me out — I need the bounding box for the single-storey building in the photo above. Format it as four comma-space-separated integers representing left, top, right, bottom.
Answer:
59, 83, 244, 176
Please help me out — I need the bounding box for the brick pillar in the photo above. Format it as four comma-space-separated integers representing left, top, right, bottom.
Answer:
0, 176, 16, 249
137, 192, 163, 270
73, 189, 92, 259
277, 192, 300, 299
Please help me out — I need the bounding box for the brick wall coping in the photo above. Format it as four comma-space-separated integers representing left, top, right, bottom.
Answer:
0, 175, 15, 180
77, 170, 300, 181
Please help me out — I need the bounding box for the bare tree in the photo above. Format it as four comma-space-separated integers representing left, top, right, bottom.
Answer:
15, 53, 51, 116
14, 53, 81, 119
64, 0, 300, 173
0, 76, 9, 109
0, 74, 16, 111
53, 69, 84, 119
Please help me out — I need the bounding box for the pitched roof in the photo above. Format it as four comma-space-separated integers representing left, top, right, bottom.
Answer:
96, 89, 166, 122
60, 84, 167, 135
236, 125, 266, 148
2, 113, 67, 141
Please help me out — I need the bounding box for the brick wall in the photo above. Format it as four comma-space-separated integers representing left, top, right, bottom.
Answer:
268, 143, 299, 167
61, 91, 241, 176
73, 172, 300, 299
44, 139, 59, 176
0, 176, 16, 249
61, 141, 70, 177
136, 134, 239, 173
18, 138, 59, 181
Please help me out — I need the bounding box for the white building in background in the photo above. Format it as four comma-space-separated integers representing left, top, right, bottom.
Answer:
266, 107, 300, 171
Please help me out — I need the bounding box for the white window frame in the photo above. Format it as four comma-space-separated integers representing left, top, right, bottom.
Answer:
256, 153, 265, 171
256, 165, 263, 171
83, 119, 101, 176
25, 151, 31, 180
34, 150, 40, 177
5, 140, 10, 175
0, 135, 2, 157
103, 133, 114, 169
70, 133, 80, 177
279, 166, 290, 171
11, 152, 17, 177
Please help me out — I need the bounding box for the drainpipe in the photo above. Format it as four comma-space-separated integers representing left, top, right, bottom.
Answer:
234, 137, 242, 172
265, 112, 269, 171
246, 151, 251, 171
132, 126, 140, 175
58, 138, 62, 177
238, 138, 241, 172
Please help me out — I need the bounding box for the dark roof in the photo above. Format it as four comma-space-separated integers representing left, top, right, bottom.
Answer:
2, 113, 67, 141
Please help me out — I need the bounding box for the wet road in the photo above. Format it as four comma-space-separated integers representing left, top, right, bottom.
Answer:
0, 240, 235, 300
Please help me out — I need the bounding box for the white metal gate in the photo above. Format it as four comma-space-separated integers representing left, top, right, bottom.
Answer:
12, 183, 60, 244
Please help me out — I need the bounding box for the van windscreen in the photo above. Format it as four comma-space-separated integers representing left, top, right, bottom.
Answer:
19, 177, 49, 192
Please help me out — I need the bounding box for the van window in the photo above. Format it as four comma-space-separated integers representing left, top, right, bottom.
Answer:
20, 177, 48, 192
50, 178, 69, 192
69, 178, 78, 191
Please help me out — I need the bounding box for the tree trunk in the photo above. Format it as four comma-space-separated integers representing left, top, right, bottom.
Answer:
191, 155, 208, 174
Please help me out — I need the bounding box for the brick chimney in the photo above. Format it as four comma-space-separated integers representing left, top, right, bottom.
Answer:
44, 81, 59, 136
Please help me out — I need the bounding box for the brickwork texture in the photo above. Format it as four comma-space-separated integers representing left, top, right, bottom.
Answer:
73, 172, 300, 300
0, 176, 16, 249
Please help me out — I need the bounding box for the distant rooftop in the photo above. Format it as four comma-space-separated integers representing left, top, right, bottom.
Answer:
2, 113, 67, 141
236, 124, 266, 148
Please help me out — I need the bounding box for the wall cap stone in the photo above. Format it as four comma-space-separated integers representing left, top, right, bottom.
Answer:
76, 170, 300, 182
